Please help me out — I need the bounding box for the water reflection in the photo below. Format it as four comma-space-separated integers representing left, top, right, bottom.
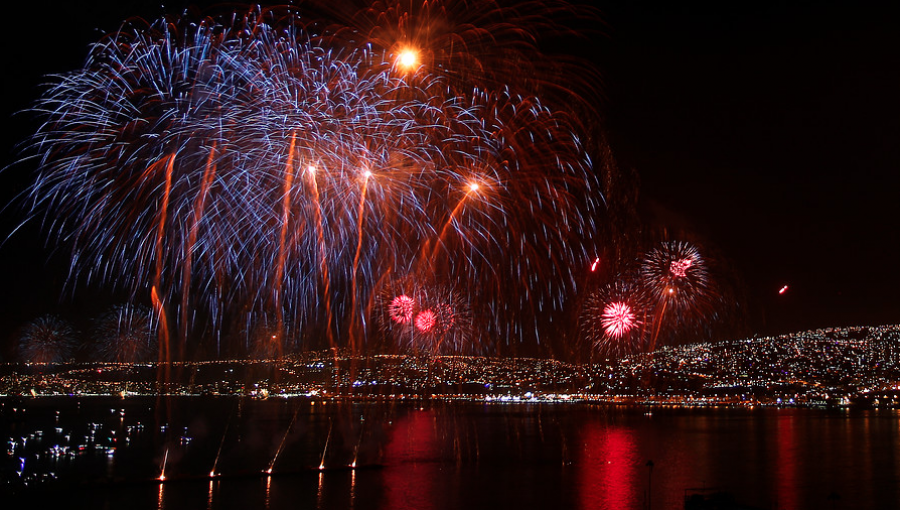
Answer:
774, 412, 798, 510
382, 408, 438, 510
206, 479, 215, 510
5, 399, 900, 510
158, 480, 166, 510
316, 471, 325, 510
578, 422, 638, 509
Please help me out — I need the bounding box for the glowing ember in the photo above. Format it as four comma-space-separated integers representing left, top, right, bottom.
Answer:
600, 302, 637, 339
669, 258, 693, 278
389, 295, 415, 324
779, 285, 789, 295
415, 309, 437, 333
397, 48, 419, 70
591, 257, 601, 272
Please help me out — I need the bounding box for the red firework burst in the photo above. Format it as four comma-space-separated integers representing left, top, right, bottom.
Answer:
377, 278, 474, 354
641, 241, 710, 303
580, 280, 648, 357
415, 309, 437, 333
669, 258, 693, 278
600, 301, 637, 339
389, 294, 415, 324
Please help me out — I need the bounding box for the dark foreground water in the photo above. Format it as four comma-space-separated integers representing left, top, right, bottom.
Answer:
2, 397, 899, 509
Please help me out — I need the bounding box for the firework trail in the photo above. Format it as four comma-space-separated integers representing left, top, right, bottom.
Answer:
19, 1, 603, 355
16, 315, 78, 364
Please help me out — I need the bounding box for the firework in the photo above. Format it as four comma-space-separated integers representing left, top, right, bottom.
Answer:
16, 315, 78, 364
640, 241, 712, 314
20, 2, 603, 354
601, 302, 638, 339
376, 278, 474, 354
414, 309, 437, 333
580, 281, 648, 357
89, 304, 158, 363
388, 294, 416, 325
639, 240, 722, 353
319, 0, 602, 103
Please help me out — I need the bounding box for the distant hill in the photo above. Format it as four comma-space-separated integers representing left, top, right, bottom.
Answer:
2, 325, 898, 406
590, 324, 900, 404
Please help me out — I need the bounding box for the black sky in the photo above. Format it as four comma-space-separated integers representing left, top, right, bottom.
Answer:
1, 1, 898, 352
597, 1, 899, 336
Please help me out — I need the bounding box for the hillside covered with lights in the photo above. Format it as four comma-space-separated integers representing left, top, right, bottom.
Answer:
2, 325, 898, 407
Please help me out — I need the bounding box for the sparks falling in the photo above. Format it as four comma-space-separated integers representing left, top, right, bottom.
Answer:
20, 1, 604, 356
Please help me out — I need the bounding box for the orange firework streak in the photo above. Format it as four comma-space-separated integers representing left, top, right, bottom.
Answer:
151, 285, 172, 388
145, 155, 174, 381
412, 185, 477, 355
648, 295, 669, 354
273, 135, 297, 360
307, 166, 335, 354
426, 184, 478, 272
349, 173, 370, 365
181, 143, 217, 351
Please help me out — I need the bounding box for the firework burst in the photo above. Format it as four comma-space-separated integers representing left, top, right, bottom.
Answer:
16, 315, 78, 364
388, 294, 416, 325
640, 240, 714, 326
376, 277, 474, 354
641, 242, 709, 298
89, 304, 158, 363
580, 281, 648, 357
601, 302, 639, 340
19, 2, 603, 355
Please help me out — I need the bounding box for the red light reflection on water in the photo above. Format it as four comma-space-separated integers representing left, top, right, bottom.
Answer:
382, 409, 438, 510
578, 424, 639, 509
775, 413, 799, 510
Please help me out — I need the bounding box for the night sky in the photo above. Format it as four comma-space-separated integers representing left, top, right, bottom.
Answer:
598, 1, 899, 336
1, 1, 897, 354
